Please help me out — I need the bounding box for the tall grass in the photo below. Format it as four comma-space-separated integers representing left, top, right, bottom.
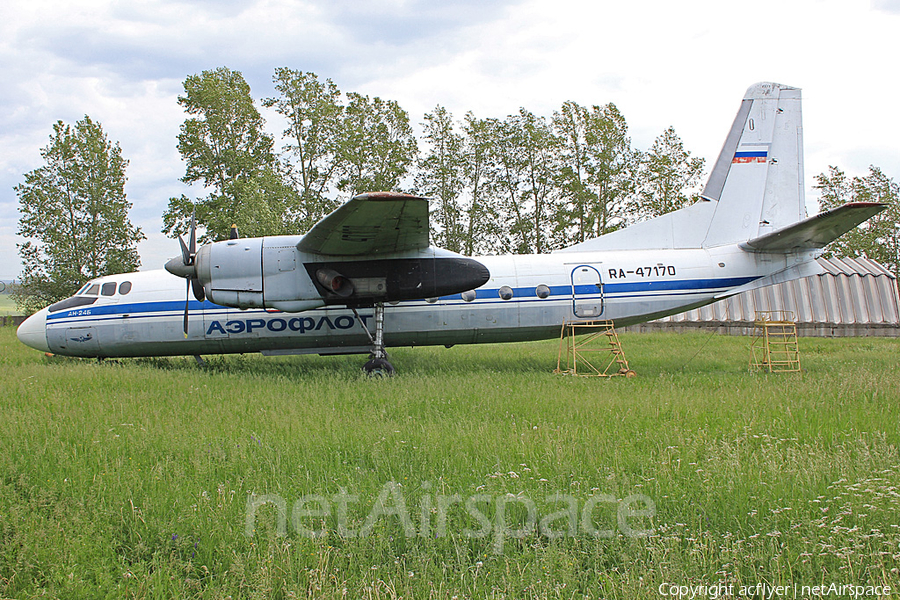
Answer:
1, 325, 898, 598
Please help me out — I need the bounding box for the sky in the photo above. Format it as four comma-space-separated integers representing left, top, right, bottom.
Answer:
2, 0, 900, 280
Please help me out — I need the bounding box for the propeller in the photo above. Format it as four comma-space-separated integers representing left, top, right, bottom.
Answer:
165, 212, 205, 337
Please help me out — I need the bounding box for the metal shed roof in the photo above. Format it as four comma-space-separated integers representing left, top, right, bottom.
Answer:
817, 256, 894, 277
658, 256, 900, 325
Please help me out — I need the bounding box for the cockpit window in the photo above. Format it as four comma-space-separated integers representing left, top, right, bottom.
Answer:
118, 281, 132, 295
85, 284, 100, 296
76, 283, 90, 295
48, 296, 98, 313
101, 282, 117, 296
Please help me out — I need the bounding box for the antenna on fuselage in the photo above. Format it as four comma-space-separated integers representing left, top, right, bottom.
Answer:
229, 224, 239, 240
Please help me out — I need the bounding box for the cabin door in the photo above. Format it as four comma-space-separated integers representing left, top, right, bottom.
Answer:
571, 265, 604, 318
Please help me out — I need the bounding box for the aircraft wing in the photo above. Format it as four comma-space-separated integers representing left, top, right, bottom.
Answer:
740, 202, 886, 253
297, 192, 429, 256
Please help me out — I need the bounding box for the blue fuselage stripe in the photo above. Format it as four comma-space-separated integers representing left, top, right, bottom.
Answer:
45, 276, 758, 325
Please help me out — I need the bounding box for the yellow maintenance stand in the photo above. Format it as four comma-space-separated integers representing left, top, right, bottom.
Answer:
555, 320, 636, 377
749, 311, 801, 373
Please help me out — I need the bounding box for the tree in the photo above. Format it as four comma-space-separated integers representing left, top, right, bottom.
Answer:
489, 115, 530, 254
336, 93, 418, 197
162, 66, 297, 242
634, 126, 705, 218
553, 101, 634, 242
460, 112, 503, 256
415, 105, 466, 252
14, 116, 144, 313
816, 165, 900, 279
515, 109, 560, 253
264, 68, 343, 230
486, 110, 560, 254
553, 101, 594, 243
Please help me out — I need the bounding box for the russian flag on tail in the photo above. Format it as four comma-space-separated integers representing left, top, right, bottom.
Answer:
733, 150, 768, 164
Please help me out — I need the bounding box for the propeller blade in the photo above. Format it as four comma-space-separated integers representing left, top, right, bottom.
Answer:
188, 212, 197, 259
178, 235, 190, 266
190, 278, 205, 302
183, 279, 190, 337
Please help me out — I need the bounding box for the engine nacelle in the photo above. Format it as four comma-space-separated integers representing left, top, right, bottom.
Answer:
196, 237, 324, 312
304, 256, 489, 304
196, 239, 264, 309
194, 235, 490, 311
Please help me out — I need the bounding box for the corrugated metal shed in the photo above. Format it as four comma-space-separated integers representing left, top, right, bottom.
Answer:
642, 256, 900, 336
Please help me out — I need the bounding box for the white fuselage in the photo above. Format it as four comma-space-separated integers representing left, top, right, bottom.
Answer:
17, 244, 802, 359
15, 82, 866, 364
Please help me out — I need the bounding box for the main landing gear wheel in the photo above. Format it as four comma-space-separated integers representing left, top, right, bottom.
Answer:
353, 302, 394, 377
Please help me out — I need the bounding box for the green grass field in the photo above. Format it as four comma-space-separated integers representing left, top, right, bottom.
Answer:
0, 293, 21, 316
1, 326, 899, 598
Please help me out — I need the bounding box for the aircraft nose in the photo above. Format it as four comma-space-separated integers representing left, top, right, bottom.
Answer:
16, 307, 51, 353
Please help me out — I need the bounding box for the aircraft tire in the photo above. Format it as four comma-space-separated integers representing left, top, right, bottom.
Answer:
363, 357, 395, 378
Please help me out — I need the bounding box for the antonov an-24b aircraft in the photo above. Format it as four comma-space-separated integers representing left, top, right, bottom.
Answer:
16, 83, 885, 374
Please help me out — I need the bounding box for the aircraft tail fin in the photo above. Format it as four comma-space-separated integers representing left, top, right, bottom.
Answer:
556, 82, 811, 254
701, 82, 807, 247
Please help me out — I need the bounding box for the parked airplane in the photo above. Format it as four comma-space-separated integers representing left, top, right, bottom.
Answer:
17, 82, 884, 375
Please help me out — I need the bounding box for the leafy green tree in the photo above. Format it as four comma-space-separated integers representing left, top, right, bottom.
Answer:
336, 93, 418, 197
14, 116, 144, 313
162, 66, 297, 242
487, 110, 560, 254
585, 103, 634, 237
816, 165, 900, 279
634, 126, 705, 218
264, 68, 343, 229
515, 109, 561, 253
488, 115, 530, 253
553, 101, 594, 243
460, 112, 503, 256
415, 105, 466, 252
553, 101, 634, 242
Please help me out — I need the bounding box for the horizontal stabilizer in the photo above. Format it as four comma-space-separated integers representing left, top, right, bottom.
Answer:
740, 202, 885, 253
298, 192, 429, 256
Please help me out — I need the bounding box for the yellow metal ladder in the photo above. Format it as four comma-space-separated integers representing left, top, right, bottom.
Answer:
555, 320, 636, 377
749, 311, 801, 373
